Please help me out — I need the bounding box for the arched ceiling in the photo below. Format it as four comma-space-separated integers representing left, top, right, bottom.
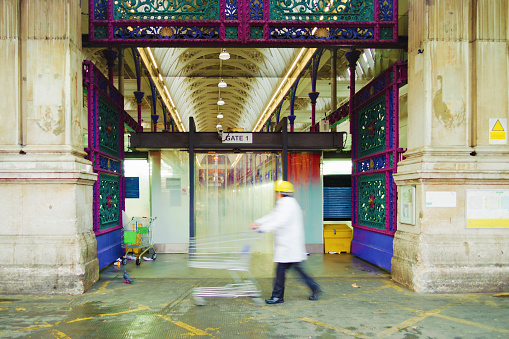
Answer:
152, 48, 300, 132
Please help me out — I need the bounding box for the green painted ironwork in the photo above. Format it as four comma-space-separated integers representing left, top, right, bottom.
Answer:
358, 94, 386, 158
225, 27, 238, 39
113, 0, 219, 20
269, 0, 374, 22
99, 173, 120, 231
250, 26, 263, 39
98, 94, 120, 158
380, 27, 393, 40
358, 173, 386, 230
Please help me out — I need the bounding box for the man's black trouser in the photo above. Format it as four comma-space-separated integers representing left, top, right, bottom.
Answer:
271, 262, 320, 299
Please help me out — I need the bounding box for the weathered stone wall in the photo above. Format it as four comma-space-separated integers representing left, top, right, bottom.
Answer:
0, 0, 98, 294
393, 0, 509, 293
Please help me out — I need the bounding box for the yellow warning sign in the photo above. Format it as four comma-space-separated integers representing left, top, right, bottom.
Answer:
489, 118, 507, 144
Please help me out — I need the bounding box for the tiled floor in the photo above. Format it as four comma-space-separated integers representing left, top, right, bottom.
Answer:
0, 253, 508, 338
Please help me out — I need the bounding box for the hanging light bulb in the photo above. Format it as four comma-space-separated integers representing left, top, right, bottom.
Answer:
219, 48, 230, 60
216, 122, 222, 129
217, 112, 223, 119
217, 98, 225, 105
218, 79, 227, 88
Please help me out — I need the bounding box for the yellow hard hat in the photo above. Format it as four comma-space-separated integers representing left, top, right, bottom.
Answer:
274, 180, 294, 193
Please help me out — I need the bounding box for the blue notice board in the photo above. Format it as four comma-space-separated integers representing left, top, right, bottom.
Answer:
125, 177, 140, 199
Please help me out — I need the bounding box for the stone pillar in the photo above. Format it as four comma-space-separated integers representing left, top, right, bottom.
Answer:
392, 0, 509, 293
0, 0, 98, 294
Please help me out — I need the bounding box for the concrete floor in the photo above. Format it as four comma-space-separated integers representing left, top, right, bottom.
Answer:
0, 253, 508, 338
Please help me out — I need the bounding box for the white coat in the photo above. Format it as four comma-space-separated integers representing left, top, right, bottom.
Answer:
255, 196, 307, 263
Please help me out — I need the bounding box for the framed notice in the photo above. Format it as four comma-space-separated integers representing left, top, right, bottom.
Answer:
466, 189, 509, 228
400, 185, 416, 225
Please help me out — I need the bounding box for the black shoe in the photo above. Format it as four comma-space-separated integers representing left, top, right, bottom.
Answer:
265, 297, 284, 304
309, 287, 323, 301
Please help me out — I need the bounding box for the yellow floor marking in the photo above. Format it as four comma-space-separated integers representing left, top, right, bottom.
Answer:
99, 305, 150, 317
97, 281, 111, 292
0, 308, 8, 311
66, 316, 95, 323
432, 313, 509, 334
49, 329, 72, 338
376, 313, 432, 337
15, 307, 26, 311
382, 280, 403, 291
157, 314, 210, 336
375, 295, 481, 338
298, 317, 367, 338
65, 305, 150, 324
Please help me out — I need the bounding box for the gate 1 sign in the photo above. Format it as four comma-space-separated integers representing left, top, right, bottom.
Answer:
222, 133, 253, 144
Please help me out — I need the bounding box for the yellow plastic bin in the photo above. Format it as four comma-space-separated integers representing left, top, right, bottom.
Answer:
324, 224, 352, 253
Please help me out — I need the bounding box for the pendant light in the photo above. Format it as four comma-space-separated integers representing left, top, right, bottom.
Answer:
217, 98, 225, 105
219, 48, 230, 60
218, 79, 227, 88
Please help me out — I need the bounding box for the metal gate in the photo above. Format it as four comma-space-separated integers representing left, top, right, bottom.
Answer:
351, 61, 407, 271
83, 61, 126, 269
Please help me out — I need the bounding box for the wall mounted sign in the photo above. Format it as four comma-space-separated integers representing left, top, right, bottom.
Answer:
466, 189, 509, 228
426, 191, 456, 208
489, 118, 507, 144
400, 185, 416, 225
222, 133, 253, 144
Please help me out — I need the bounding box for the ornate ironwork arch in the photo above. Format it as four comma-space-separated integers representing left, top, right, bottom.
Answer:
89, 0, 398, 47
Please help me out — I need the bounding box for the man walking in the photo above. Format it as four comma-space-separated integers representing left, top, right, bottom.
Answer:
251, 180, 322, 304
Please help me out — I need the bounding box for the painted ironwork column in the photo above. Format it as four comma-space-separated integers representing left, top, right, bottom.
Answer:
103, 48, 117, 85
331, 48, 338, 112
345, 49, 361, 135
309, 49, 323, 131
118, 48, 125, 95
289, 80, 300, 132
160, 97, 168, 132
149, 80, 159, 132
309, 92, 319, 131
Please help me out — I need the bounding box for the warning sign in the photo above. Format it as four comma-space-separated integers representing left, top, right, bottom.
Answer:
489, 118, 507, 144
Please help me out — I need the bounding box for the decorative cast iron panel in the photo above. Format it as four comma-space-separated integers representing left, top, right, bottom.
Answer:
351, 62, 407, 236
83, 60, 127, 235
99, 174, 121, 231
358, 173, 386, 230
113, 0, 220, 20
98, 94, 120, 158
269, 0, 374, 22
358, 94, 386, 158
89, 0, 398, 46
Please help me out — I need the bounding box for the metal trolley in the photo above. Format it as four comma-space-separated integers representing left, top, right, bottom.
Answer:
188, 231, 263, 306
122, 216, 157, 265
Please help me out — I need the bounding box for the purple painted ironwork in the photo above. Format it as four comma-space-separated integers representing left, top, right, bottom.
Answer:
89, 0, 398, 47
83, 60, 126, 236
351, 61, 408, 236
288, 78, 300, 132
102, 48, 118, 84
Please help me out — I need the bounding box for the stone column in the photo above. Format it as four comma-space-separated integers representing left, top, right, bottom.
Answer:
0, 0, 98, 294
392, 0, 509, 293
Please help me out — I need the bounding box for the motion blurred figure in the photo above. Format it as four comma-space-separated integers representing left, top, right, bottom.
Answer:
251, 180, 322, 304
